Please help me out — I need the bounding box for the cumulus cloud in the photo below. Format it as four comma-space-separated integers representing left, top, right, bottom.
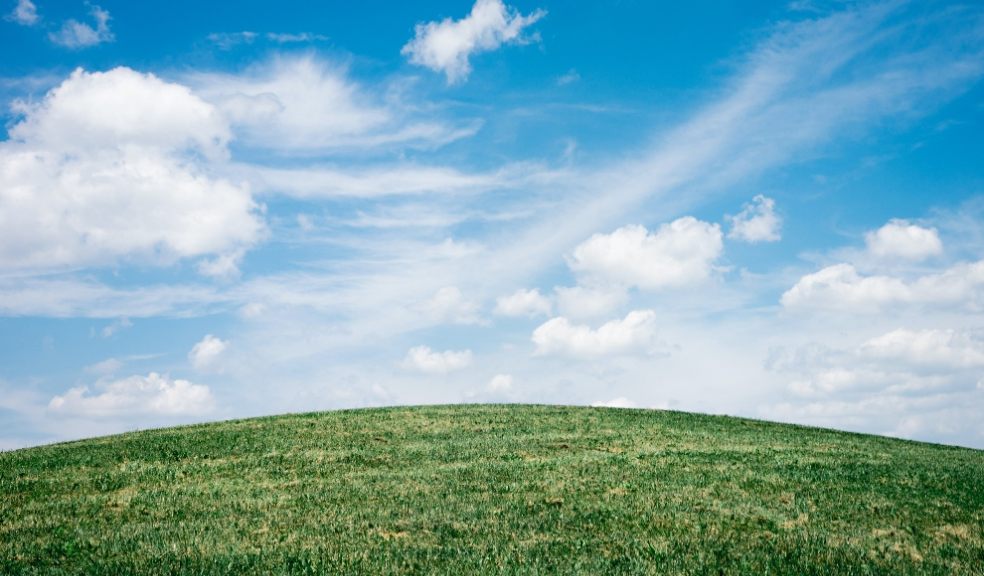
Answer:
48, 4, 113, 48
494, 288, 552, 317
6, 0, 38, 25
727, 195, 781, 243
48, 373, 214, 417
569, 218, 723, 290
402, 345, 473, 374
532, 310, 661, 358
864, 219, 943, 261
781, 261, 984, 312
402, 0, 545, 84
0, 67, 263, 273
189, 335, 228, 371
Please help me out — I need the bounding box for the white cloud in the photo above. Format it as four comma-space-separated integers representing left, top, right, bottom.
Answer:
532, 310, 660, 358
48, 4, 113, 48
553, 285, 627, 321
861, 329, 984, 369
189, 335, 228, 371
420, 286, 483, 325
727, 195, 781, 243
781, 261, 984, 313
100, 317, 132, 338
865, 219, 943, 261
0, 67, 263, 273
591, 397, 637, 408
569, 218, 723, 290
495, 288, 552, 317
488, 373, 513, 392
402, 345, 473, 374
191, 55, 472, 153
48, 373, 214, 417
402, 0, 545, 84
84, 358, 123, 376
6, 0, 38, 25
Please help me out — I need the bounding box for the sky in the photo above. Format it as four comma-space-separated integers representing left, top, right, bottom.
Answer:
1, 0, 983, 450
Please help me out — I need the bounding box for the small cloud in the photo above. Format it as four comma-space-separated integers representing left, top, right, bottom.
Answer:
864, 219, 942, 261
402, 345, 472, 374
494, 288, 552, 318
556, 69, 580, 86
207, 31, 258, 50
189, 335, 227, 371
266, 32, 328, 44
487, 373, 513, 392
48, 372, 214, 417
49, 4, 113, 49
591, 397, 637, 408
84, 357, 122, 376
6, 0, 38, 26
727, 195, 781, 243
101, 317, 132, 338
402, 0, 546, 84
420, 286, 483, 325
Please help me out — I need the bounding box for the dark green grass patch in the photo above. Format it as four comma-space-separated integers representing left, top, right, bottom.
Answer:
2, 405, 982, 574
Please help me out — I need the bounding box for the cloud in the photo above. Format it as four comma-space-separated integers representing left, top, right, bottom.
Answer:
781, 261, 984, 313
6, 0, 38, 25
420, 286, 483, 325
591, 397, 637, 408
861, 328, 984, 369
569, 218, 723, 290
532, 310, 661, 358
189, 335, 228, 371
727, 195, 781, 243
207, 31, 258, 50
48, 373, 214, 417
0, 67, 264, 273
402, 345, 473, 374
556, 69, 580, 86
84, 358, 123, 376
191, 55, 474, 153
402, 0, 546, 84
488, 373, 513, 392
207, 31, 328, 50
100, 317, 132, 338
865, 219, 943, 261
553, 285, 627, 321
48, 4, 113, 49
494, 288, 551, 317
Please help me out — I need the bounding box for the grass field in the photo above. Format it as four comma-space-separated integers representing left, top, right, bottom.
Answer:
1, 404, 982, 575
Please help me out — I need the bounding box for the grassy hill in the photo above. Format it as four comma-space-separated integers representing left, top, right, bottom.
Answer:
1, 404, 982, 575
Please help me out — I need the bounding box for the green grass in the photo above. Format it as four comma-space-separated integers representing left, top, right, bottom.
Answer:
1, 404, 982, 575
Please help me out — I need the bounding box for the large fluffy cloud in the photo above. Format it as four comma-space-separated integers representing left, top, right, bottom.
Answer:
864, 219, 943, 261
781, 261, 984, 312
569, 218, 723, 290
402, 0, 545, 84
48, 373, 214, 417
0, 67, 263, 273
532, 310, 661, 357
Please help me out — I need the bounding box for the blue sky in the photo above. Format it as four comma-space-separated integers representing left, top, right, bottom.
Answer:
1, 0, 983, 450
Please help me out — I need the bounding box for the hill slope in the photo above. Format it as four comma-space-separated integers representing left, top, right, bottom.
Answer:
2, 404, 982, 575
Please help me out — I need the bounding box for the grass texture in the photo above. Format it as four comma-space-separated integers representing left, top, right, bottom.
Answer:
1, 404, 982, 574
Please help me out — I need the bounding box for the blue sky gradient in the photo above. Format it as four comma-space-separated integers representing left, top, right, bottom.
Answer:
2, 0, 983, 449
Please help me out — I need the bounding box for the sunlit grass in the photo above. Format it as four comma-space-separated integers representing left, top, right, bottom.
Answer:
2, 404, 982, 574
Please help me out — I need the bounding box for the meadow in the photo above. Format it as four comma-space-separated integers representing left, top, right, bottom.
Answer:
1, 404, 982, 574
